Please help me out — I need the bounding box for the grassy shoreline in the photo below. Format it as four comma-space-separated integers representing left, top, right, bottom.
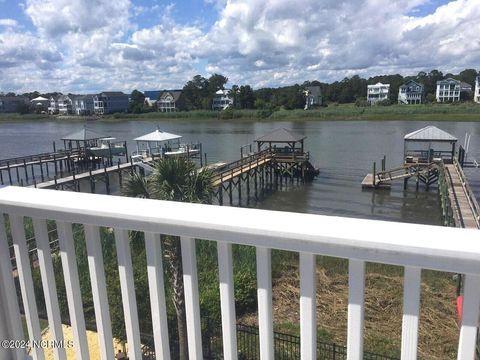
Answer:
1, 103, 480, 122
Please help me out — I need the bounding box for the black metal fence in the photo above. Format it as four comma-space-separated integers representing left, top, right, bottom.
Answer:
138, 317, 399, 360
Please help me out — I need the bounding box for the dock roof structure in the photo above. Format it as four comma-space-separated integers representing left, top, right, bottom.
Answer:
255, 128, 306, 143
133, 129, 182, 142
61, 127, 108, 141
404, 126, 457, 142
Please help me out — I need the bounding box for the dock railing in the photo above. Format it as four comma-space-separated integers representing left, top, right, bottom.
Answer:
452, 158, 480, 228
0, 186, 480, 360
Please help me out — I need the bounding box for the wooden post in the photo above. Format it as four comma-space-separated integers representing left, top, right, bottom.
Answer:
54, 176, 58, 190
6, 162, 12, 185
45, 158, 50, 177
246, 171, 250, 201
15, 166, 20, 184
23, 159, 28, 182
254, 167, 258, 199
118, 160, 122, 188
60, 158, 64, 177
53, 141, 56, 153
72, 169, 77, 192
124, 141, 128, 163
104, 166, 110, 195
0, 169, 3, 185
31, 162, 35, 180
67, 154, 71, 172
219, 186, 223, 206
199, 143, 203, 167
383, 155, 386, 171
238, 177, 242, 203
204, 153, 207, 167
89, 170, 94, 193
228, 181, 233, 205
373, 162, 376, 187
108, 142, 113, 167
39, 158, 44, 182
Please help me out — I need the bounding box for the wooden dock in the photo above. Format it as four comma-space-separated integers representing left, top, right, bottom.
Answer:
443, 161, 479, 229
361, 174, 391, 189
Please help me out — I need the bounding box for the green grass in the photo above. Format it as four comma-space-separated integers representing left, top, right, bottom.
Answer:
2, 102, 480, 122
21, 315, 49, 339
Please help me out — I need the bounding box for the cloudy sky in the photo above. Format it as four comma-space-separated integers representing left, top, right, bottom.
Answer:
0, 0, 478, 93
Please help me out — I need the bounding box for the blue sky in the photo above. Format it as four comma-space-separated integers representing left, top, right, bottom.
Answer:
0, 0, 478, 93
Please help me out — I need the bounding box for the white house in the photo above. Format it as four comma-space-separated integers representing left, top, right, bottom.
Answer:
436, 78, 472, 102
304, 86, 322, 109
157, 90, 182, 112
474, 76, 480, 104
48, 96, 58, 114
212, 89, 233, 110
367, 83, 390, 104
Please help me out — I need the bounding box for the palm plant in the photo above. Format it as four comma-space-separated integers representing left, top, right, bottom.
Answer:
122, 157, 215, 360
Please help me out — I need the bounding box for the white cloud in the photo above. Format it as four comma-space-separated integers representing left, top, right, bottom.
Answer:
0, 19, 18, 27
0, 0, 479, 93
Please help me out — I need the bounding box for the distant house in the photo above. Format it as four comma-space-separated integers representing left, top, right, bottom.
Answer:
304, 86, 322, 109
436, 78, 472, 102
0, 96, 28, 113
157, 90, 182, 112
48, 96, 58, 114
475, 76, 480, 104
57, 95, 74, 115
73, 95, 95, 115
367, 83, 390, 104
212, 89, 233, 111
30, 96, 50, 110
398, 80, 424, 104
143, 90, 162, 107
93, 92, 129, 114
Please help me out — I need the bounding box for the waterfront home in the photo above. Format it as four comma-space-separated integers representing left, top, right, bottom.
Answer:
435, 78, 472, 102
143, 90, 162, 107
367, 82, 390, 104
398, 80, 424, 104
57, 94, 74, 115
73, 95, 95, 115
304, 86, 322, 109
0, 96, 28, 113
212, 89, 233, 110
30, 96, 50, 110
93, 92, 129, 115
475, 76, 480, 104
48, 96, 58, 114
157, 90, 182, 112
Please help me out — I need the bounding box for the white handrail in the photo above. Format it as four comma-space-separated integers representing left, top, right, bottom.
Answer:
0, 186, 479, 360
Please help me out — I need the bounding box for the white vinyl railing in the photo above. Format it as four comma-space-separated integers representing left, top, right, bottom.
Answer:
0, 186, 479, 360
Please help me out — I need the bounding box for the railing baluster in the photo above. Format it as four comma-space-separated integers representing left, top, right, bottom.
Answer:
401, 266, 421, 360
181, 236, 203, 359
57, 221, 89, 359
0, 215, 24, 360
84, 225, 114, 360
347, 259, 365, 360
10, 215, 45, 360
33, 218, 67, 360
217, 241, 238, 360
457, 274, 480, 360
145, 233, 170, 360
114, 229, 142, 360
300, 252, 317, 360
256, 246, 273, 360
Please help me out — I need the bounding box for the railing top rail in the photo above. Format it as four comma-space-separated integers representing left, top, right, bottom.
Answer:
0, 187, 479, 275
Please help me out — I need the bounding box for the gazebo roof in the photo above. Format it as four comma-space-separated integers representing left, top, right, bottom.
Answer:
134, 129, 182, 142
255, 128, 306, 143
31, 96, 49, 102
61, 127, 109, 141
404, 126, 457, 142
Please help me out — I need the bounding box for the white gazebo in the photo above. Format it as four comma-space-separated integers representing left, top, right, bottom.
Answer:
133, 128, 182, 157
404, 125, 457, 163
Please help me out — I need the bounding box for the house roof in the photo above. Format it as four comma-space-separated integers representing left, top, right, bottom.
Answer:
144, 90, 162, 100
31, 96, 49, 102
437, 78, 460, 85
400, 80, 424, 88
255, 128, 306, 143
404, 126, 457, 142
61, 127, 109, 141
159, 90, 182, 102
134, 128, 182, 142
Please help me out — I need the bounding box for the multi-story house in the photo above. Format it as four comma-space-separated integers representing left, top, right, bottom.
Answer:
157, 90, 182, 112
212, 89, 233, 110
398, 80, 424, 104
0, 96, 28, 113
367, 83, 390, 104
57, 95, 73, 115
304, 86, 322, 109
436, 78, 472, 102
73, 95, 95, 115
474, 76, 480, 104
48, 96, 58, 114
93, 92, 129, 114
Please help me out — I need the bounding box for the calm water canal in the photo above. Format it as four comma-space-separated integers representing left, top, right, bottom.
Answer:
1, 119, 480, 226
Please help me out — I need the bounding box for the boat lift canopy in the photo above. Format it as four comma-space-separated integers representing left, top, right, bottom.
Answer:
133, 128, 182, 156
61, 126, 110, 149
404, 126, 457, 162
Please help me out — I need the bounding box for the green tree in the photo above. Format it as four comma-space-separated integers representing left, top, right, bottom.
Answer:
182, 75, 209, 110
239, 85, 255, 109
122, 157, 215, 360
129, 89, 146, 113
